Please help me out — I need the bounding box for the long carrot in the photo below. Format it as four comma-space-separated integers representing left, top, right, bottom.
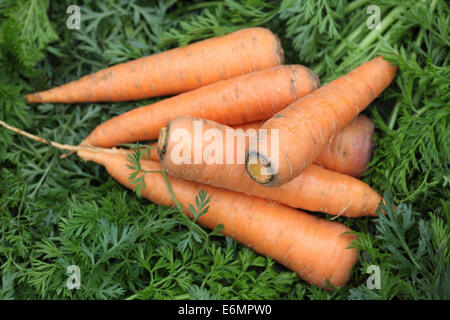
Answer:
245, 56, 397, 186
81, 64, 319, 148
1, 119, 359, 287
155, 116, 383, 217
77, 150, 359, 289
25, 28, 284, 103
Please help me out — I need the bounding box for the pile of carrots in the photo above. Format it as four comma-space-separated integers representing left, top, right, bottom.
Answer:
19, 27, 398, 290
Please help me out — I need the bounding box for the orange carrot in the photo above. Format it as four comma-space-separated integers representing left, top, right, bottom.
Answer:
0, 119, 359, 288
245, 56, 397, 186
155, 116, 383, 217
25, 28, 284, 103
314, 114, 375, 177
81, 64, 319, 148
232, 121, 265, 131
231, 116, 375, 177
129, 115, 374, 178
77, 150, 359, 288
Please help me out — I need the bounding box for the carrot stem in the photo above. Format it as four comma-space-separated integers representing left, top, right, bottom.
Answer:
415, 0, 437, 48
344, 0, 370, 14
185, 1, 223, 11
313, 5, 402, 75
388, 101, 401, 130
313, 24, 365, 75
359, 6, 403, 49
161, 167, 184, 214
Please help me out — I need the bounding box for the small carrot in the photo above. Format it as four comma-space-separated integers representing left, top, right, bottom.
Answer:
245, 56, 397, 186
25, 28, 284, 103
155, 116, 383, 217
81, 64, 319, 148
77, 150, 359, 289
314, 114, 375, 177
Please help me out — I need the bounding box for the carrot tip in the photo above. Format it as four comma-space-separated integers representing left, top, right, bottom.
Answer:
245, 152, 274, 185
25, 93, 40, 103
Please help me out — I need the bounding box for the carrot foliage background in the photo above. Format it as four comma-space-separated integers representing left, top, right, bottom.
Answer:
0, 0, 449, 299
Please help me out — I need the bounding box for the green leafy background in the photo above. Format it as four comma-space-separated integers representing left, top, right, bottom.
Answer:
0, 0, 449, 299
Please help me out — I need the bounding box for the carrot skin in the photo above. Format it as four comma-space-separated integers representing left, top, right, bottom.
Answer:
26, 28, 284, 103
246, 56, 397, 186
156, 116, 383, 217
77, 150, 359, 288
314, 114, 375, 177
81, 64, 319, 148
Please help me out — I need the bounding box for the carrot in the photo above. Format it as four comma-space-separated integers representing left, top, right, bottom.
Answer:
231, 115, 375, 177
155, 116, 383, 217
77, 150, 359, 289
314, 114, 375, 177
144, 115, 374, 177
25, 28, 284, 103
81, 64, 319, 148
245, 56, 397, 186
